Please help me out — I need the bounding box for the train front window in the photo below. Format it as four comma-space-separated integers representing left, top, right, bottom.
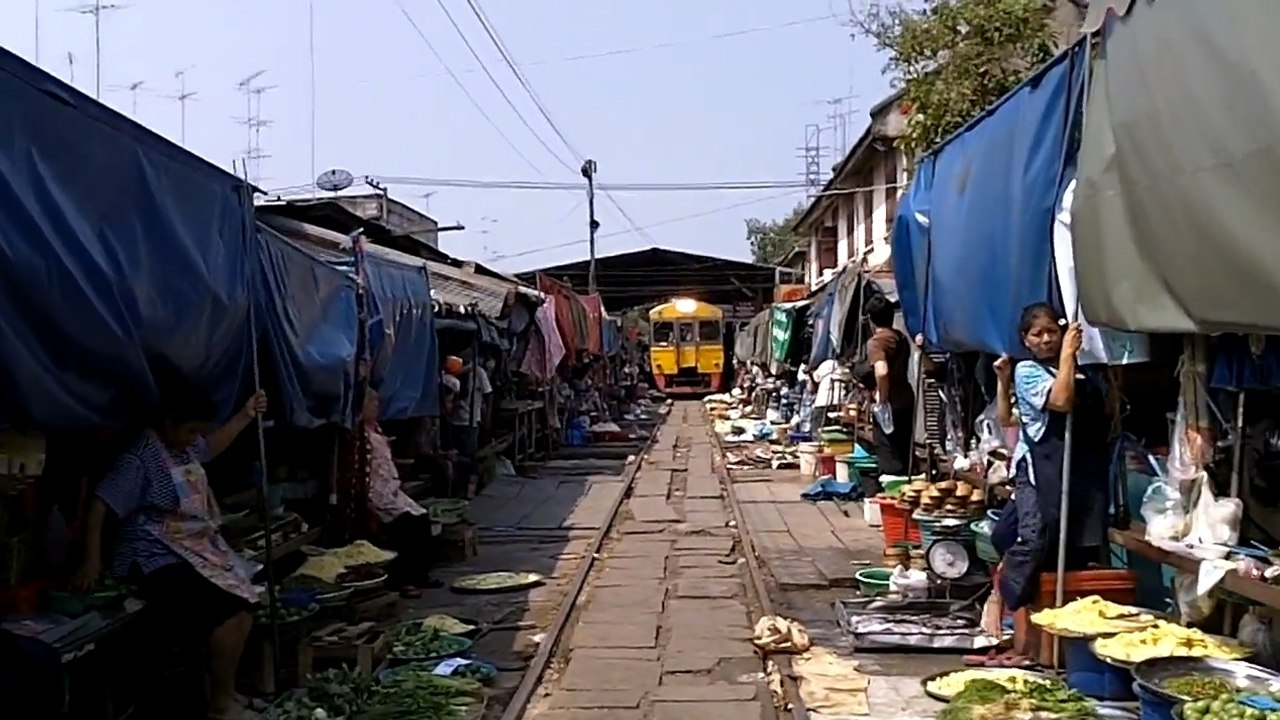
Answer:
698, 321, 721, 343
678, 322, 695, 343
653, 321, 674, 345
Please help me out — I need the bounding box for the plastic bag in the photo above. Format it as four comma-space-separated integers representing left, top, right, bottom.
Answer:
873, 396, 894, 434
1185, 472, 1242, 549
1168, 337, 1215, 482
974, 398, 1008, 458
1174, 571, 1216, 624
1141, 479, 1186, 544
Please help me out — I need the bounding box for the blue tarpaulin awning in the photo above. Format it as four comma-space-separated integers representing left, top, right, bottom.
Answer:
0, 47, 254, 427
255, 226, 358, 428
367, 254, 440, 420
893, 42, 1088, 356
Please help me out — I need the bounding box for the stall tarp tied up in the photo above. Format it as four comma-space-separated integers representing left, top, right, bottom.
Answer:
0, 48, 253, 427
1073, 0, 1280, 334
770, 306, 796, 367
892, 43, 1088, 355
256, 227, 358, 428
580, 293, 605, 355
366, 255, 440, 420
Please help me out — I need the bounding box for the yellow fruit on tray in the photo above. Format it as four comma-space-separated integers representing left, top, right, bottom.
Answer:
1092, 621, 1253, 664
1029, 595, 1159, 637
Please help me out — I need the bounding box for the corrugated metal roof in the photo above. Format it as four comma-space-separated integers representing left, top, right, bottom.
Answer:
425, 260, 517, 317
259, 214, 540, 318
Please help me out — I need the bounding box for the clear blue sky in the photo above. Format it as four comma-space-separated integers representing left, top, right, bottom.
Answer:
1, 0, 889, 271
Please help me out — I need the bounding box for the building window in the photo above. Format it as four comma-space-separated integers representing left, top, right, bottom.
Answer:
845, 198, 857, 258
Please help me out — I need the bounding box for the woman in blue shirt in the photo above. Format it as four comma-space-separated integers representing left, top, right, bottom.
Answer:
998, 303, 1112, 612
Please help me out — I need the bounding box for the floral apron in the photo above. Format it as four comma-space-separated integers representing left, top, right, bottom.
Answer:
144, 452, 261, 604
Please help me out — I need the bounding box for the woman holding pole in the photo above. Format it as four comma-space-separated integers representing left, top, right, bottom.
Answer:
997, 303, 1111, 612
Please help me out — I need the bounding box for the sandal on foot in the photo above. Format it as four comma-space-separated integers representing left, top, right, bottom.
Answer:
963, 649, 1000, 667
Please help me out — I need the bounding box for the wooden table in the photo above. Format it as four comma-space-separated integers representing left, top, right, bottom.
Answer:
1109, 522, 1280, 609
497, 399, 546, 462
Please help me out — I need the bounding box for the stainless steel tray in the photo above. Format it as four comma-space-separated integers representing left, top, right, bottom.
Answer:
1132, 656, 1280, 703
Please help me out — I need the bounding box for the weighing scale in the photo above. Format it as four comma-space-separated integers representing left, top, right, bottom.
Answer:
925, 523, 991, 602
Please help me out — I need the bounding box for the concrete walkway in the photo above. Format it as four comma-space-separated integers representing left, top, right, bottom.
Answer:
523, 403, 774, 720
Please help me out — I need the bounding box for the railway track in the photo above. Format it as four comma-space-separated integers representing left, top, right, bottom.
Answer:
498, 400, 805, 720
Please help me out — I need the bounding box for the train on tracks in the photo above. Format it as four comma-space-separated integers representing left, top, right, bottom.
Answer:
648, 297, 724, 395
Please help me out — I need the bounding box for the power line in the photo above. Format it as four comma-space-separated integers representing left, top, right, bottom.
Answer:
433, 0, 576, 172
266, 176, 904, 197
485, 189, 802, 262
393, 0, 544, 176
459, 0, 655, 247
463, 0, 583, 160
361, 13, 838, 86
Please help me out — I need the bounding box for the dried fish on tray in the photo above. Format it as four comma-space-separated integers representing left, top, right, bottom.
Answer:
836, 598, 1000, 651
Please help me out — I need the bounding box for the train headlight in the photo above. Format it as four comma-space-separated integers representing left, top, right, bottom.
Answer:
673, 298, 699, 314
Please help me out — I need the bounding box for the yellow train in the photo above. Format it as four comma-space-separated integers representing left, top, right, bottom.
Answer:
648, 298, 724, 395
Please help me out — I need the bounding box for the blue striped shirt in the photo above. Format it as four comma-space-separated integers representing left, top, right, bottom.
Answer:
96, 434, 208, 577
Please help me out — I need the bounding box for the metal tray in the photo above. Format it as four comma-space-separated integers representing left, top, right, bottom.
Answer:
1132, 656, 1280, 703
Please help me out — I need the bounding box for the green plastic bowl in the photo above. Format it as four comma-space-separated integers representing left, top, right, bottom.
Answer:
855, 567, 893, 596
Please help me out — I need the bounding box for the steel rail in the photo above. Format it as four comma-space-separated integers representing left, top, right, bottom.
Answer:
497, 405, 669, 720
706, 404, 811, 720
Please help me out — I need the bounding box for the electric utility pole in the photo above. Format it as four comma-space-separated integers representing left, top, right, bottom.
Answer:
581, 158, 599, 294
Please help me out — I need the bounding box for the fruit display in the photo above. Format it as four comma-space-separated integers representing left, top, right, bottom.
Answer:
1181, 694, 1280, 720
293, 541, 397, 584
1093, 622, 1253, 665
1029, 595, 1160, 637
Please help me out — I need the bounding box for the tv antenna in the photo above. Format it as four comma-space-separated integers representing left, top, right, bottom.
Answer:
124, 79, 143, 115
63, 1, 127, 100
172, 66, 197, 145
235, 70, 273, 184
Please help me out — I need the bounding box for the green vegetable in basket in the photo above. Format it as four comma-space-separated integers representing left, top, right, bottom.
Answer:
388, 624, 470, 660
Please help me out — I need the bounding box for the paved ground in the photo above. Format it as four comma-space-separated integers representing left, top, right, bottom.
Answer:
726, 454, 951, 719
391, 441, 648, 719
521, 403, 775, 720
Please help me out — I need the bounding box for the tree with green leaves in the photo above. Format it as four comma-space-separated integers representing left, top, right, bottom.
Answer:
745, 203, 807, 265
851, 0, 1062, 159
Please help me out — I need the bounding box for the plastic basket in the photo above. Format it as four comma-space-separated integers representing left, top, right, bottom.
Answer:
855, 567, 893, 596
874, 497, 921, 546
915, 512, 976, 548
972, 520, 1000, 565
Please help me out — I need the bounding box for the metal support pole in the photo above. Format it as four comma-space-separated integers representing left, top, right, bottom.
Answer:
581, 159, 598, 294
93, 0, 101, 99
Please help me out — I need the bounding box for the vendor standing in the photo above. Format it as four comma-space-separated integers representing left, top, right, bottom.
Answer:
998, 303, 1111, 612
77, 387, 267, 720
861, 295, 915, 490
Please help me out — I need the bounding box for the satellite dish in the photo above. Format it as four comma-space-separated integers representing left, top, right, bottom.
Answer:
316, 168, 354, 193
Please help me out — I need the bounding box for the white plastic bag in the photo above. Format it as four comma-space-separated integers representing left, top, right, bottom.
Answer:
1174, 571, 1216, 624
1141, 479, 1186, 545
974, 398, 1008, 458
1185, 472, 1243, 549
